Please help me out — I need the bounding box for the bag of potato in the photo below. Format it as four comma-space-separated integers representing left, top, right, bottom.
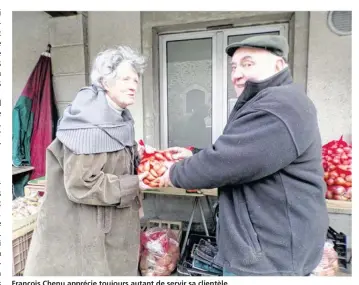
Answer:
139, 227, 180, 276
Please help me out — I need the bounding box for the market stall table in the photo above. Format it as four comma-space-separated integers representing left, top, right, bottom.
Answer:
143, 187, 217, 257
12, 165, 34, 176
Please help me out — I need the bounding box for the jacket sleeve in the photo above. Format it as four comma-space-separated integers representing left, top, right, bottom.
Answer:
169, 108, 299, 189
63, 148, 140, 207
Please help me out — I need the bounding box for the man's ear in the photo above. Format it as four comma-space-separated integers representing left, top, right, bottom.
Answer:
275, 57, 286, 72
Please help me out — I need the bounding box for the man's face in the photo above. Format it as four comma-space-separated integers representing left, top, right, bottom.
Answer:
231, 47, 286, 97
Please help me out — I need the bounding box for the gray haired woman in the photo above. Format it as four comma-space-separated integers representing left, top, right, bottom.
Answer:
24, 46, 150, 276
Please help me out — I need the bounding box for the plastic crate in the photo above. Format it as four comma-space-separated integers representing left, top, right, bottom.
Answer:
12, 188, 42, 240
13, 231, 33, 276
177, 233, 220, 276
12, 213, 37, 240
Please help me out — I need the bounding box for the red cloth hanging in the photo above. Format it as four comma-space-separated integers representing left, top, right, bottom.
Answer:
25, 53, 58, 179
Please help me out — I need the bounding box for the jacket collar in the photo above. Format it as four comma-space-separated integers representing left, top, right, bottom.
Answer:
239, 67, 293, 103
227, 67, 293, 123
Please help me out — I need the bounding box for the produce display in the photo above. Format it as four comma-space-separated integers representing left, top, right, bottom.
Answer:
12, 191, 44, 218
139, 227, 180, 276
137, 140, 193, 188
322, 136, 352, 201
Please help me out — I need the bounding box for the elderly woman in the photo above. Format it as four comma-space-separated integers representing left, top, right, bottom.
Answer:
24, 46, 150, 276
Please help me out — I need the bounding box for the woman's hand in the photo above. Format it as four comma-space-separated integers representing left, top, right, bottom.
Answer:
138, 172, 151, 190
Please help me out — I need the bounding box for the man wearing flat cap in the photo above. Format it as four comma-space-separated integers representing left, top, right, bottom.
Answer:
160, 35, 329, 276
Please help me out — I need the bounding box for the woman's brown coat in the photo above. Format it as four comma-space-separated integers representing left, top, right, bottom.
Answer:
24, 138, 142, 276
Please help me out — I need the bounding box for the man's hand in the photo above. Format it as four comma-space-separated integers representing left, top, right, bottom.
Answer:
157, 161, 175, 188
138, 171, 151, 191
166, 147, 193, 160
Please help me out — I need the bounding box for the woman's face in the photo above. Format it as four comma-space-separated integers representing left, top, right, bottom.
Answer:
104, 61, 140, 108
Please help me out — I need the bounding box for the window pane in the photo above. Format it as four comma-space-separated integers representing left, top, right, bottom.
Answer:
226, 32, 280, 116
167, 38, 212, 148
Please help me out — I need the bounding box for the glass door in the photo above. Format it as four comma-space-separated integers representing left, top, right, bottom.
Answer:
159, 31, 224, 148
159, 23, 289, 148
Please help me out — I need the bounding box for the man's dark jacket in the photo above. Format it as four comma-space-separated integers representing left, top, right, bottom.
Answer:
170, 68, 329, 276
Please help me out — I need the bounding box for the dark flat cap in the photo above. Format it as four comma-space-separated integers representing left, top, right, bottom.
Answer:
225, 35, 289, 61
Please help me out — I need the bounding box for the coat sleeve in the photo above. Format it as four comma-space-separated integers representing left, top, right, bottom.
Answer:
169, 108, 299, 189
63, 148, 140, 207
133, 141, 141, 174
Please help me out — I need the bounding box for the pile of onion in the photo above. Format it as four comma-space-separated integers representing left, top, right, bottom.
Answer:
322, 136, 352, 201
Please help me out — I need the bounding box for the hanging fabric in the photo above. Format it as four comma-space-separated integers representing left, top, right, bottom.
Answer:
12, 44, 59, 196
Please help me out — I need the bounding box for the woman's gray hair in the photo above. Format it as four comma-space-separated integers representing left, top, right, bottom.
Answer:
90, 45, 146, 88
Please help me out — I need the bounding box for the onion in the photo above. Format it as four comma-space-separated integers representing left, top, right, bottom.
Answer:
343, 146, 351, 153
157, 255, 172, 267
333, 194, 346, 201
167, 263, 176, 272
334, 177, 346, 186
329, 171, 339, 179
324, 172, 329, 180
328, 164, 336, 171
326, 191, 333, 200
343, 188, 351, 200
329, 185, 346, 196
341, 154, 348, 160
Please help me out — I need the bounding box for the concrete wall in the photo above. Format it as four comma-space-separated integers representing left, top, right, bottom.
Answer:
49, 13, 89, 116
307, 11, 352, 144
15, 12, 144, 141
88, 12, 143, 140
12, 12, 50, 107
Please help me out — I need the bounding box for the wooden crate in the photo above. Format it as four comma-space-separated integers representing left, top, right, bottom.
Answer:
326, 199, 352, 214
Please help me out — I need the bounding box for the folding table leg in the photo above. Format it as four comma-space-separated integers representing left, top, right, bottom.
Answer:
180, 197, 198, 257
199, 198, 209, 236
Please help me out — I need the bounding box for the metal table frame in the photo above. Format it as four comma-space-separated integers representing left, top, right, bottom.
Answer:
143, 188, 217, 257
